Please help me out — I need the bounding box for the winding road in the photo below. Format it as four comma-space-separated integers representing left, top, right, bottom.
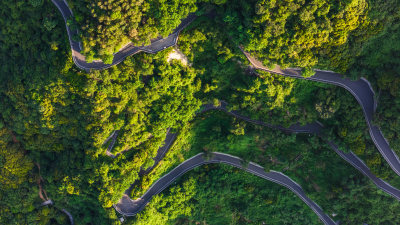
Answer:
50, 1, 400, 223
113, 101, 400, 224
204, 102, 400, 201
211, 102, 400, 201
105, 102, 321, 160
41, 202, 74, 225
114, 152, 337, 225
51, 0, 196, 71
241, 51, 400, 178
52, 0, 400, 180
118, 101, 323, 196
201, 101, 323, 134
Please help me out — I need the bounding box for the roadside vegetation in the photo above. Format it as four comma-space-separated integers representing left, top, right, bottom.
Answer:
0, 0, 400, 224
126, 111, 400, 224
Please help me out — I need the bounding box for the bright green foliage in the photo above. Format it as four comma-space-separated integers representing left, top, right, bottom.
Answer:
1, 0, 400, 224
132, 177, 196, 224
0, 129, 33, 189
173, 165, 321, 225
0, 128, 68, 224
214, 0, 369, 69
127, 112, 400, 224
0, 0, 202, 221
70, 0, 198, 61
347, 15, 400, 158
301, 67, 316, 78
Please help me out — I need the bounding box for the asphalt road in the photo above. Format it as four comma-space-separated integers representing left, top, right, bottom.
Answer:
114, 152, 337, 225
114, 101, 400, 224
120, 102, 323, 195
51, 0, 196, 71
52, 0, 400, 179
62, 209, 74, 225
51, 1, 400, 222
328, 141, 400, 201
242, 51, 400, 178
201, 101, 323, 134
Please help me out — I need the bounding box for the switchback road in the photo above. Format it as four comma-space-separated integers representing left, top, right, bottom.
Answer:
51, 0, 196, 71
242, 51, 400, 178
120, 102, 323, 196
51, 1, 400, 223
113, 101, 400, 223
114, 152, 337, 225
52, 0, 400, 179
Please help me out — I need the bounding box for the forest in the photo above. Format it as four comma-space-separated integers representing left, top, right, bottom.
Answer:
1, 0, 400, 224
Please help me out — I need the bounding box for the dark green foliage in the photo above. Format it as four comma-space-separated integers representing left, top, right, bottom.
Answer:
43, 17, 58, 31
174, 165, 321, 225
126, 112, 400, 224
1, 0, 400, 224
346, 9, 400, 163
70, 0, 198, 61
29, 0, 43, 7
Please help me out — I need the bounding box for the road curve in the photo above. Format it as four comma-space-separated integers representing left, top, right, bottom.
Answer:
108, 102, 322, 160
52, 0, 400, 179
114, 101, 322, 195
114, 152, 337, 225
114, 100, 400, 215
327, 141, 400, 201
203, 102, 400, 201
51, 0, 196, 71
201, 101, 323, 134
39, 200, 74, 225
51, 1, 400, 220
61, 209, 74, 225
242, 51, 400, 178
121, 100, 322, 195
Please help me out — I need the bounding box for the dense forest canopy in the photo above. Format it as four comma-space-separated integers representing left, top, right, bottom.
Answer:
69, 0, 400, 71
0, 0, 400, 224
68, 0, 198, 61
